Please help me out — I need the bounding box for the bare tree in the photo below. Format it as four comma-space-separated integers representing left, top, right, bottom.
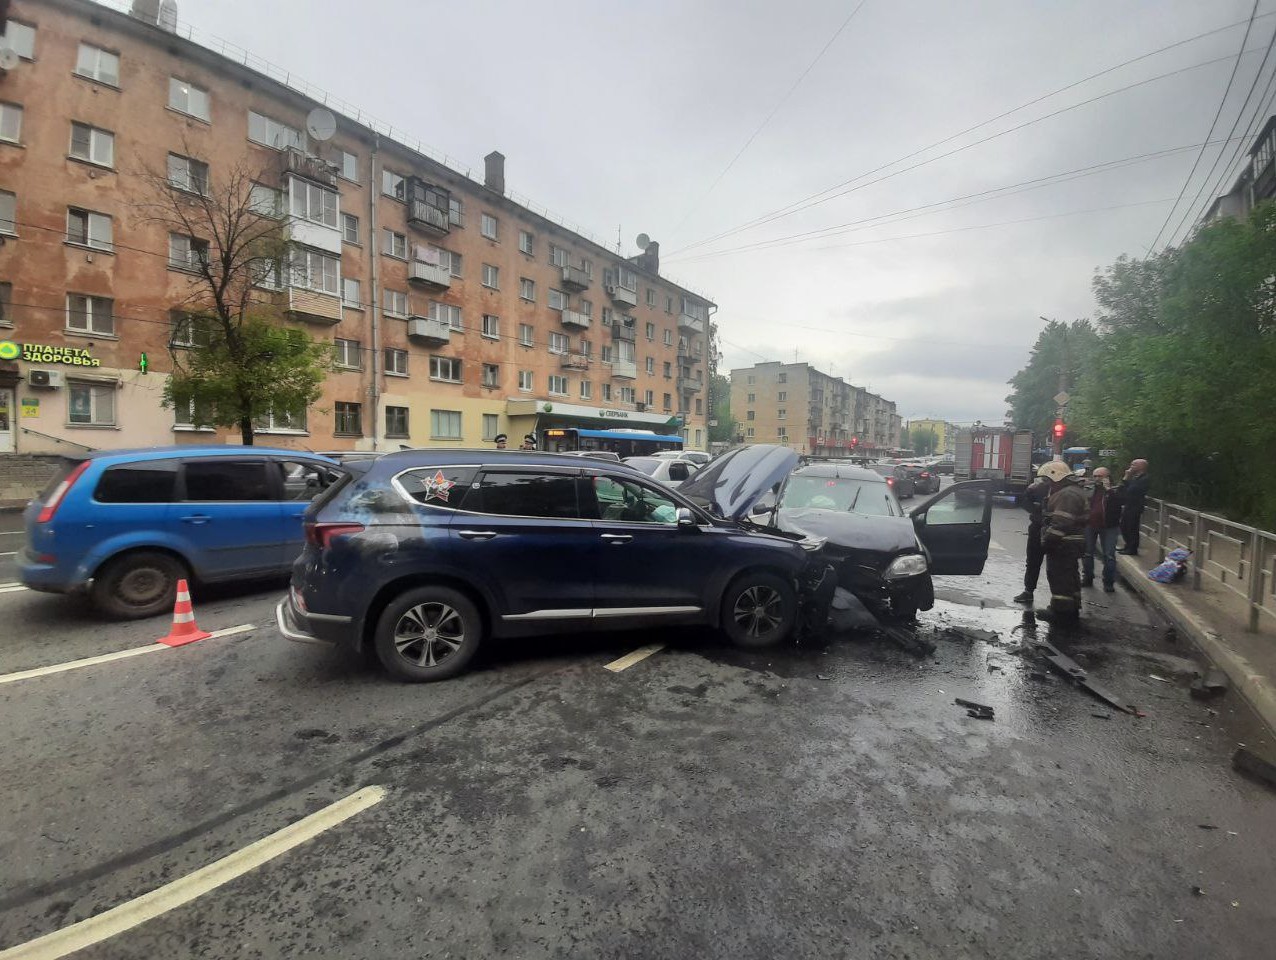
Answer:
139, 155, 332, 445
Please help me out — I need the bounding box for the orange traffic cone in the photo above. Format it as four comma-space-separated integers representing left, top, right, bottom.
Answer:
157, 579, 212, 647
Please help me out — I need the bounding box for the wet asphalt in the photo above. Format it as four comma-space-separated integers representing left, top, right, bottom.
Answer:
1, 495, 1275, 958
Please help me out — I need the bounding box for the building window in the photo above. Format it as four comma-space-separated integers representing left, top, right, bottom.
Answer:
482, 413, 499, 440
338, 150, 358, 182
168, 233, 209, 272
290, 180, 337, 228
481, 263, 499, 289
619, 386, 636, 404
646, 357, 655, 374
602, 308, 613, 326
746, 411, 755, 421
548, 375, 568, 396
66, 294, 114, 335
248, 110, 303, 150
4, 20, 35, 59
695, 398, 704, 415
777, 426, 787, 439
66, 208, 112, 251
382, 169, 406, 200
383, 289, 408, 318
746, 426, 755, 438
695, 429, 703, 447
519, 277, 535, 301
778, 391, 787, 402
482, 363, 500, 388
665, 296, 673, 314
548, 288, 569, 311
579, 339, 592, 357
777, 408, 786, 420
663, 329, 673, 346
518, 323, 534, 347
428, 301, 462, 331
601, 344, 613, 363
549, 244, 568, 268
605, 265, 638, 292
430, 356, 462, 382
747, 393, 755, 403
480, 213, 498, 239
341, 212, 359, 244
69, 122, 113, 167
602, 383, 613, 401
663, 393, 672, 411
0, 282, 15, 325
519, 230, 534, 255
249, 182, 282, 217
383, 229, 408, 259
449, 196, 463, 226
646, 288, 656, 307
334, 402, 362, 436
518, 370, 533, 392
644, 389, 654, 406
548, 332, 568, 355
334, 338, 362, 370
167, 153, 209, 195
662, 361, 671, 378
747, 375, 756, 385
385, 347, 408, 377
169, 78, 210, 121
430, 409, 463, 439
580, 299, 593, 318
290, 248, 339, 295
778, 372, 787, 383
342, 278, 362, 308
385, 405, 409, 438
481, 314, 500, 339
0, 103, 22, 143
74, 43, 119, 86
68, 381, 114, 426
581, 258, 593, 278
254, 403, 307, 432
580, 381, 592, 399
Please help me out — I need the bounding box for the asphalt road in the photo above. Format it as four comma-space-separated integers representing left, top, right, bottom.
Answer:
1, 495, 1275, 958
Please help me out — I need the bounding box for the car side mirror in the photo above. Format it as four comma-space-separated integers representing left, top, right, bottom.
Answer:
676, 507, 697, 528
751, 503, 771, 515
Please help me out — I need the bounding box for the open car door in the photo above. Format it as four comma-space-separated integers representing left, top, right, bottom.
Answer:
908, 480, 993, 575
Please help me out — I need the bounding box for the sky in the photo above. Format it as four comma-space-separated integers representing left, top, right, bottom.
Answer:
164, 0, 1270, 424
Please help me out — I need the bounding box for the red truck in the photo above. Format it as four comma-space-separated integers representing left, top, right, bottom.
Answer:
953, 428, 1035, 498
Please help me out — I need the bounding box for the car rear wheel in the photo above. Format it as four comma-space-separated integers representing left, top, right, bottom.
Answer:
373, 586, 482, 682
721, 572, 797, 649
91, 551, 186, 620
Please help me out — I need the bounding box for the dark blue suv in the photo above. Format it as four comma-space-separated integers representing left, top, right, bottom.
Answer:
277, 446, 825, 682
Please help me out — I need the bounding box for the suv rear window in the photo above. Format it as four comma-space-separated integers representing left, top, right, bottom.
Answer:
94, 461, 179, 503
183, 460, 274, 501
470, 472, 579, 519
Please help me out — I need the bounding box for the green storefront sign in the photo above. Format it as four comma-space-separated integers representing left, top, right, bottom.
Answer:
0, 340, 102, 367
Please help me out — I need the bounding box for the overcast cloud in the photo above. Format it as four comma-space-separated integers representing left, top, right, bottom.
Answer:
174, 0, 1265, 422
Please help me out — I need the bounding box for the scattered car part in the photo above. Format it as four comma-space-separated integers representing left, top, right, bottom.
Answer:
955, 697, 995, 720
1036, 639, 1135, 715
1189, 669, 1229, 700
1232, 746, 1276, 791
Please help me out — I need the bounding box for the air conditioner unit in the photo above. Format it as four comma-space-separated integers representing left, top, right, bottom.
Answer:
28, 369, 65, 388
604, 283, 617, 295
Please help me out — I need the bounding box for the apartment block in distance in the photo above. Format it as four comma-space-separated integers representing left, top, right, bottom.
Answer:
0, 0, 715, 459
730, 361, 902, 459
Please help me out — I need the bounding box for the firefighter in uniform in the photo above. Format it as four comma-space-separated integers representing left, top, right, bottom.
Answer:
1013, 475, 1049, 605
1035, 460, 1089, 624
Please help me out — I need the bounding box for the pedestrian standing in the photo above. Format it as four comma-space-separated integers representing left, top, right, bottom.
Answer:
1118, 458, 1150, 555
494, 433, 508, 450
1035, 460, 1089, 625
1082, 467, 1123, 594
1013, 476, 1049, 604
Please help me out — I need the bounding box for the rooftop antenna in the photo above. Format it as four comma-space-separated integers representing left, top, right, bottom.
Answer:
616, 225, 622, 254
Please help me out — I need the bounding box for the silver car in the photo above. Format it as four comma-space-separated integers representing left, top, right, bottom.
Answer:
622, 456, 703, 488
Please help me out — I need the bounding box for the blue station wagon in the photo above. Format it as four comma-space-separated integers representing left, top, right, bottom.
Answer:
19, 446, 343, 618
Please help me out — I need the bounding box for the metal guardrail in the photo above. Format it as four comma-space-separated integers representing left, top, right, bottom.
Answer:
1141, 497, 1276, 633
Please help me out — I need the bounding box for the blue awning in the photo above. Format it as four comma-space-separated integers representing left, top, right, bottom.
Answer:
574, 429, 683, 443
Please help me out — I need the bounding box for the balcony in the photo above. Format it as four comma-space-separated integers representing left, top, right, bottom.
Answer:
677, 341, 704, 360
408, 200, 450, 235
606, 282, 638, 307
281, 147, 338, 188
286, 287, 342, 325
561, 309, 591, 329
678, 313, 705, 334
561, 354, 591, 371
407, 316, 451, 344
612, 322, 637, 342
408, 259, 451, 288
677, 377, 702, 394
610, 359, 638, 379
561, 264, 591, 290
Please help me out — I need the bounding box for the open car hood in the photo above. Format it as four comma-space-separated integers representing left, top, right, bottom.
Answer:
772, 507, 920, 554
678, 445, 800, 522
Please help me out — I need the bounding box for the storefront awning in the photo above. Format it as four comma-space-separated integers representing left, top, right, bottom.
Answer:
506, 398, 681, 430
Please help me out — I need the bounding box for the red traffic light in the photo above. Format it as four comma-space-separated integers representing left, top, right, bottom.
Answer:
1052, 419, 1066, 439
849, 436, 859, 448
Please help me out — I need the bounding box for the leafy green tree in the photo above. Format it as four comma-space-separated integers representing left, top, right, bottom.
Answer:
1005, 320, 1100, 443
909, 426, 938, 456
708, 373, 735, 444
143, 160, 332, 445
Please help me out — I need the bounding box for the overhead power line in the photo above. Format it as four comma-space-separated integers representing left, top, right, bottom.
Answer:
668, 13, 1276, 258
1148, 0, 1261, 252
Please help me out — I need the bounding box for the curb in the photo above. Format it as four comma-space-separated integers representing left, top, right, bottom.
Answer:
1118, 553, 1276, 738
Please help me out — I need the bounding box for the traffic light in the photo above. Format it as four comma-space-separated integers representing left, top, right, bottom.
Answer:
849, 436, 859, 449
1052, 419, 1065, 440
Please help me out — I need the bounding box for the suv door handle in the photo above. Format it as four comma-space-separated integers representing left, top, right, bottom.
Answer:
457, 530, 497, 540
180, 515, 211, 525
600, 534, 632, 543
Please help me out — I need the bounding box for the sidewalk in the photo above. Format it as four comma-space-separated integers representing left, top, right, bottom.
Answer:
1118, 552, 1276, 737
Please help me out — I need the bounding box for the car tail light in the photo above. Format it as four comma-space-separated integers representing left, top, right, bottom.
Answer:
304, 522, 365, 549
37, 461, 90, 523
886, 478, 895, 486
920, 472, 930, 479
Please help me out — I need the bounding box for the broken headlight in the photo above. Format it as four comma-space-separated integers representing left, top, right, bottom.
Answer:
884, 553, 928, 579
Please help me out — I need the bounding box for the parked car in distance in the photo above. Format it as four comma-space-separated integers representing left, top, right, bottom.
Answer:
902, 462, 941, 495
559, 450, 622, 462
276, 448, 827, 682
932, 457, 955, 475
867, 462, 916, 499
622, 456, 702, 487
19, 447, 343, 619
313, 451, 383, 464
653, 450, 712, 466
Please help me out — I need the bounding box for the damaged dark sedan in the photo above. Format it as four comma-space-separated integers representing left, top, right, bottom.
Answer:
681, 448, 994, 622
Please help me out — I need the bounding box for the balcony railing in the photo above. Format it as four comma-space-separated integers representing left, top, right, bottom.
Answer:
408, 259, 451, 288
407, 315, 451, 344
561, 354, 590, 371
678, 377, 702, 394
612, 322, 637, 342
606, 282, 638, 307
561, 264, 591, 290
286, 287, 342, 324
560, 309, 591, 329
408, 199, 450, 234
281, 147, 338, 188
678, 313, 706, 334
610, 359, 638, 379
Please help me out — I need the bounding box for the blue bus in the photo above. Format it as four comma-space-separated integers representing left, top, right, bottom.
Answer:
541, 427, 683, 458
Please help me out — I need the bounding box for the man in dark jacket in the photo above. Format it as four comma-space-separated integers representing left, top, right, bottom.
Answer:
1118, 459, 1150, 555
1036, 460, 1089, 624
1082, 467, 1123, 593
1013, 476, 1049, 604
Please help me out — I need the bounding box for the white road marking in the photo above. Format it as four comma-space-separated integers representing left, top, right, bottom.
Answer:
604, 643, 665, 672
0, 586, 28, 595
0, 785, 387, 960
0, 551, 17, 557
0, 624, 255, 686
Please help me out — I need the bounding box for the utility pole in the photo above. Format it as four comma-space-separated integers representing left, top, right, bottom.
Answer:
1042, 317, 1069, 458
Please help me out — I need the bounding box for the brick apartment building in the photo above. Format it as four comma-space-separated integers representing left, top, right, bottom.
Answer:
0, 0, 714, 459
729, 361, 901, 459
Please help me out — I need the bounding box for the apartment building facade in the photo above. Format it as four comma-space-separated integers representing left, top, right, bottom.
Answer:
903, 418, 954, 455
0, 0, 714, 457
730, 361, 901, 458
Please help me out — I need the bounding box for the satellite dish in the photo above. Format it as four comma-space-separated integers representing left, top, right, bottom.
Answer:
0, 47, 20, 71
305, 107, 337, 142
635, 232, 651, 251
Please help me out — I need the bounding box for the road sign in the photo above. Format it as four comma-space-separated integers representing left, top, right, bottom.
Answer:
1053, 391, 1071, 406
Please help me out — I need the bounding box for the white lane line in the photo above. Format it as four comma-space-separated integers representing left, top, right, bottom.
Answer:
0, 785, 387, 960
0, 551, 17, 557
0, 624, 256, 686
0, 586, 28, 595
604, 643, 665, 673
